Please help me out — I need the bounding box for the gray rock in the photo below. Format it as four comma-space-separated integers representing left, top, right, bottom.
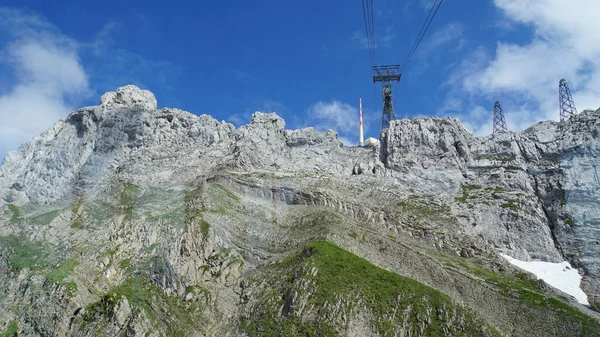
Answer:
114, 296, 132, 327
1, 86, 600, 336
100, 85, 158, 112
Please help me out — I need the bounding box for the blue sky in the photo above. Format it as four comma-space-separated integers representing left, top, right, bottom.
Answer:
1, 0, 599, 159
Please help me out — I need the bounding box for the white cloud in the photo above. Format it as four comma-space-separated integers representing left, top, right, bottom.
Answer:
86, 22, 183, 98
305, 100, 375, 147
307, 100, 358, 135
89, 20, 120, 55
0, 125, 33, 162
258, 99, 287, 114
352, 31, 371, 50
412, 22, 466, 72
445, 0, 600, 135
225, 113, 247, 127
0, 8, 184, 160
424, 22, 465, 53
352, 25, 395, 50
0, 7, 90, 160
232, 69, 258, 83
380, 25, 396, 48
338, 136, 356, 147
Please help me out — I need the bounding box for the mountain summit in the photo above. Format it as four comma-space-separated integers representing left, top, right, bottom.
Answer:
1, 85, 599, 336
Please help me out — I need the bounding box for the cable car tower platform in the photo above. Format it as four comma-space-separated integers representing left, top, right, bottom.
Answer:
373, 65, 401, 133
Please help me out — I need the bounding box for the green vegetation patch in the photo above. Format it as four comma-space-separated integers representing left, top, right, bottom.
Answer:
486, 186, 506, 194
0, 235, 56, 271
46, 259, 79, 284
0, 235, 78, 296
71, 220, 83, 229
203, 183, 240, 216
182, 186, 212, 240
212, 183, 240, 201
79, 276, 207, 335
454, 184, 480, 203
500, 200, 521, 212
0, 320, 18, 337
397, 199, 453, 224
474, 156, 515, 163
462, 184, 482, 191
456, 184, 483, 202
63, 281, 78, 297
145, 207, 186, 229
108, 277, 155, 315
200, 220, 210, 237
242, 241, 500, 337
455, 191, 468, 203
496, 156, 516, 162
71, 199, 84, 229
141, 243, 160, 254
84, 201, 113, 223
457, 184, 508, 205
119, 259, 130, 269
438, 254, 600, 335
137, 187, 183, 206
29, 209, 60, 226
297, 210, 343, 232
113, 182, 141, 219
398, 200, 447, 216
6, 204, 21, 223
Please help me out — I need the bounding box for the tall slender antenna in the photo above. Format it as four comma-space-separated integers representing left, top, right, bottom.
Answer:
493, 101, 508, 134
559, 79, 577, 122
359, 98, 364, 146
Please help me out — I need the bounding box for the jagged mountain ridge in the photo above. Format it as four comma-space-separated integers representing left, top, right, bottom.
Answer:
0, 85, 599, 336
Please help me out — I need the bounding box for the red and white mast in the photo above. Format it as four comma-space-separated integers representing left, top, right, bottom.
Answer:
359, 98, 364, 146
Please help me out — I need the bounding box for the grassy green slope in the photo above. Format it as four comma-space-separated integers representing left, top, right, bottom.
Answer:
241, 241, 502, 337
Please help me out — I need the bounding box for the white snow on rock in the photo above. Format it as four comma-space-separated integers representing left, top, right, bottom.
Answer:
501, 254, 589, 305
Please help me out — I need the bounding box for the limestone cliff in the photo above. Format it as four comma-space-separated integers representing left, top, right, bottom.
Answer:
0, 85, 599, 336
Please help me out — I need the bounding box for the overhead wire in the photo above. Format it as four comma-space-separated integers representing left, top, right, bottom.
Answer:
401, 0, 439, 70
370, 0, 375, 64
360, 0, 369, 64
402, 0, 439, 70
361, 0, 376, 67
406, 0, 436, 52
358, 0, 444, 130
401, 0, 444, 71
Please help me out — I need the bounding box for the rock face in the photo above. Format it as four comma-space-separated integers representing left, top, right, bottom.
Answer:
100, 84, 158, 111
0, 85, 599, 336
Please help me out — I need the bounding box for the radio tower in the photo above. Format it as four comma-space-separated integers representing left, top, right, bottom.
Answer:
493, 101, 508, 134
359, 98, 364, 146
373, 65, 402, 133
559, 79, 577, 122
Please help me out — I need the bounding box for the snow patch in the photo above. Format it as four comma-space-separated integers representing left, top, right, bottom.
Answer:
501, 254, 589, 305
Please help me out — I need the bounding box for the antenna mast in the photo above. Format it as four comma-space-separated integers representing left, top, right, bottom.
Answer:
359, 98, 364, 146
559, 79, 577, 122
493, 101, 508, 134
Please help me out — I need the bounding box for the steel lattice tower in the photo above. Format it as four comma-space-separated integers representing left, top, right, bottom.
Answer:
493, 101, 508, 134
372, 65, 401, 132
559, 79, 577, 122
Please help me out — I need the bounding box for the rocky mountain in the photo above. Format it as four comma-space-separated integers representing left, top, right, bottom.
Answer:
0, 85, 599, 336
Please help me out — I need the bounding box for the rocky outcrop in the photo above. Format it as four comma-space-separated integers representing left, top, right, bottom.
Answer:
1, 85, 599, 336
100, 85, 158, 112
0, 87, 369, 206
382, 116, 473, 172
